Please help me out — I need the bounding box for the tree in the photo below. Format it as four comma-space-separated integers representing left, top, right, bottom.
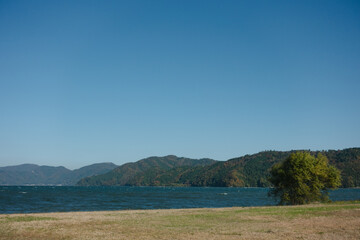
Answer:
269, 151, 341, 205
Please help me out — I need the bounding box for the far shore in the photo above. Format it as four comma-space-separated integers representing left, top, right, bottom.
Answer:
1, 201, 359, 239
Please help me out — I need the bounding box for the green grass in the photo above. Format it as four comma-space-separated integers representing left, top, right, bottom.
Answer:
234, 200, 360, 218
331, 200, 360, 205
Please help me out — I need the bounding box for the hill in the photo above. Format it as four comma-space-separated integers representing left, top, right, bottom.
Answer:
326, 148, 360, 187
77, 155, 217, 186
77, 148, 360, 187
0, 162, 118, 186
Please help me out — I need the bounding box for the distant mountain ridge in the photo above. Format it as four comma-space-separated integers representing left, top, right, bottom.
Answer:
77, 148, 360, 188
0, 162, 118, 186
77, 155, 217, 186
2, 148, 359, 187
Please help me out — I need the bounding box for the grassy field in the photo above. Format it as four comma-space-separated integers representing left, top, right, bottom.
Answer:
1, 201, 359, 239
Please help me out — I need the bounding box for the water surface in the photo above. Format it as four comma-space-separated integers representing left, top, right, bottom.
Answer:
0, 186, 359, 214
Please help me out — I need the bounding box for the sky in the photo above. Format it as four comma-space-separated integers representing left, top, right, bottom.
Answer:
0, 0, 359, 169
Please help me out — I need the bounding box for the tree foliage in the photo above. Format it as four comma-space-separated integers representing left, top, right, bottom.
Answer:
269, 152, 341, 205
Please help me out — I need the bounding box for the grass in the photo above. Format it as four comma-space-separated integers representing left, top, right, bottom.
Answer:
1, 216, 57, 223
0, 201, 359, 239
237, 203, 360, 218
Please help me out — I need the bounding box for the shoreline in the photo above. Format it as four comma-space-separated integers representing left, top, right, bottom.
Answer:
0, 199, 358, 216
1, 199, 359, 216
1, 201, 359, 239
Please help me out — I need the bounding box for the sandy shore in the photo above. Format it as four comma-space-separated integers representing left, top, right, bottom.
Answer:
1, 201, 359, 240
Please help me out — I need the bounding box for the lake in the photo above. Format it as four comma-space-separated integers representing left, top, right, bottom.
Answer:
1, 186, 359, 214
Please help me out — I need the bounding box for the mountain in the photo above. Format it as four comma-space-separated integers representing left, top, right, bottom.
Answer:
325, 148, 360, 187
175, 150, 292, 187
120, 151, 291, 187
77, 148, 360, 187
61, 162, 118, 184
173, 148, 360, 187
77, 155, 217, 186
0, 162, 118, 186
3, 148, 358, 187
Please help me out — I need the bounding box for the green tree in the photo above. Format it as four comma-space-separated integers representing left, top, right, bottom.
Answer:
269, 151, 341, 205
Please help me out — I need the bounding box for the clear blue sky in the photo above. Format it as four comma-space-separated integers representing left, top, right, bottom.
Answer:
1, 0, 359, 169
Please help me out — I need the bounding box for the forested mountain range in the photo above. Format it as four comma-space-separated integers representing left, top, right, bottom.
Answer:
77, 148, 360, 188
0, 162, 118, 186
77, 155, 217, 186
2, 148, 359, 187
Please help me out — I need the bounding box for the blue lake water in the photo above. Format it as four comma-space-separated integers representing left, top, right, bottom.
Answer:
0, 186, 359, 214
